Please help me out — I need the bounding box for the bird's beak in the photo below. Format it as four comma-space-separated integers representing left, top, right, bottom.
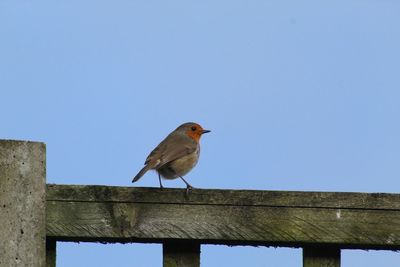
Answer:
202, 129, 211, 134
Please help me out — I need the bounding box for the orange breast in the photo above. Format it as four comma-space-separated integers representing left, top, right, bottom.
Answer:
186, 130, 201, 142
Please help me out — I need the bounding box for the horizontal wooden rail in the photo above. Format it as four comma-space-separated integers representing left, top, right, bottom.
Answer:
46, 184, 400, 250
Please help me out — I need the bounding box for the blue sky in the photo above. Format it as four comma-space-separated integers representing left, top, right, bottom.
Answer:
1, 0, 400, 266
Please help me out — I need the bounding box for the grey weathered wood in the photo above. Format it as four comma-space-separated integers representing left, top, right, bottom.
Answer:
0, 140, 46, 267
46, 184, 400, 210
46, 184, 400, 250
303, 247, 340, 267
163, 241, 200, 267
46, 240, 56, 267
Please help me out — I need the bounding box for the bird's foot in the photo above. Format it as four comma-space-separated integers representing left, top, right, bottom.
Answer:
185, 185, 194, 194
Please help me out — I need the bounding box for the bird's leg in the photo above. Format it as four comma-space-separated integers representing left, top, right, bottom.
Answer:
158, 173, 164, 189
179, 176, 194, 191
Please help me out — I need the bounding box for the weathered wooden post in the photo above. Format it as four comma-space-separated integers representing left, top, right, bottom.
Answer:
303, 247, 340, 267
46, 240, 56, 267
163, 241, 200, 267
0, 140, 46, 267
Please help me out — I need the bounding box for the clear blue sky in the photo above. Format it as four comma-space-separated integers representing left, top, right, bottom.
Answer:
1, 0, 400, 266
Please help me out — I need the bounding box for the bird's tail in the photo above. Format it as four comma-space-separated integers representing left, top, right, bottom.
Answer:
132, 165, 151, 183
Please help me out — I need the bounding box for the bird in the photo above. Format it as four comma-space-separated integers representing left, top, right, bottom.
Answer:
132, 122, 210, 189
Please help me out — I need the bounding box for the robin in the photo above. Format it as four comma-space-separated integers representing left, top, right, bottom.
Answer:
132, 122, 210, 189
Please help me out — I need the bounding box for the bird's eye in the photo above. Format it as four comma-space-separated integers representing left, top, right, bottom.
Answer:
191, 126, 197, 131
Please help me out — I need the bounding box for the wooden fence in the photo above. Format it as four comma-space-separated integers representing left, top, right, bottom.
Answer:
1, 140, 400, 267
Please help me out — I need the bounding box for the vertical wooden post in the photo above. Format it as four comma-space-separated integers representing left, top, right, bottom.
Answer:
46, 240, 57, 267
163, 241, 200, 267
0, 140, 46, 267
303, 247, 340, 267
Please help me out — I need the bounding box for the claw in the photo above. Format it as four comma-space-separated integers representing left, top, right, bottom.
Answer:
186, 185, 193, 195
179, 176, 195, 192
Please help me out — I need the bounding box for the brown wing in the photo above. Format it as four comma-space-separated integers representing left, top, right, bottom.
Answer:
144, 133, 197, 169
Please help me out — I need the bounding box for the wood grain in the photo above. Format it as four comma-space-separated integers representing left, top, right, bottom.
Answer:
46, 184, 400, 250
